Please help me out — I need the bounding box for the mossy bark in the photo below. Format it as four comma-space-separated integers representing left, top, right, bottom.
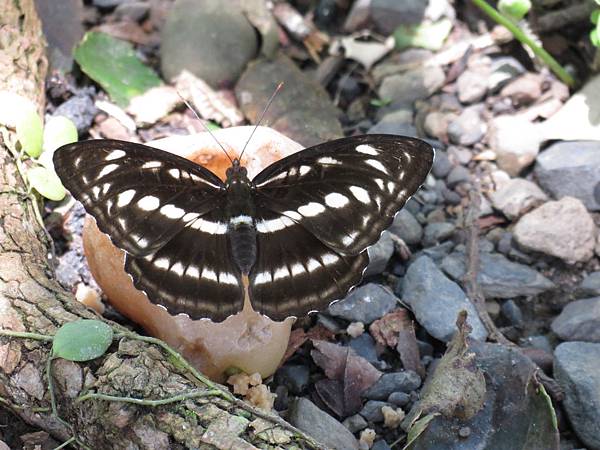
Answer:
0, 1, 323, 448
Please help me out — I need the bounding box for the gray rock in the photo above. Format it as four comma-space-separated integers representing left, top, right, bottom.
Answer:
328, 283, 400, 324
275, 364, 310, 395
368, 110, 417, 136
378, 65, 445, 107
489, 178, 548, 219
416, 241, 455, 262
577, 272, 600, 297
387, 391, 410, 406
389, 209, 423, 245
401, 256, 487, 341
424, 111, 457, 142
360, 400, 390, 422
431, 150, 453, 178
289, 398, 359, 450
501, 299, 523, 326
500, 73, 543, 106
372, 440, 393, 450
370, 0, 427, 33
446, 165, 471, 188
363, 371, 421, 400
114, 1, 150, 22
343, 414, 368, 433
161, 0, 258, 86
535, 140, 600, 211
488, 56, 526, 93
490, 115, 541, 176
447, 145, 472, 165
423, 222, 456, 247
513, 197, 597, 263
365, 232, 394, 277
440, 251, 554, 298
447, 105, 487, 146
554, 342, 600, 449
53, 93, 97, 135
456, 69, 488, 104
348, 333, 380, 365
551, 297, 600, 342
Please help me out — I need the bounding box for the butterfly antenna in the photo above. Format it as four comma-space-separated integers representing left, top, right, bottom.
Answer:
238, 82, 284, 161
176, 90, 233, 164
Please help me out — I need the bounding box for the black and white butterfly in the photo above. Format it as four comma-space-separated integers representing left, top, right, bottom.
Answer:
53, 134, 433, 321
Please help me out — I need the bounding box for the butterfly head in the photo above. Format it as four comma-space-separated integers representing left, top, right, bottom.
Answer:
225, 158, 249, 187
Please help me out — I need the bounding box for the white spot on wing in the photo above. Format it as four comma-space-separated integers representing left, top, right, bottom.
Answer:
183, 212, 200, 222
220, 273, 238, 285
187, 266, 200, 278
98, 164, 119, 178
299, 166, 311, 176
138, 195, 160, 211
256, 216, 295, 233
254, 271, 272, 285
154, 258, 169, 270
167, 168, 180, 179
160, 204, 185, 219
298, 202, 325, 217
117, 189, 136, 207
366, 159, 388, 174
307, 258, 320, 272
291, 263, 305, 275
171, 262, 185, 276
273, 267, 289, 280
142, 161, 162, 169
356, 144, 379, 155
318, 156, 341, 165
322, 254, 339, 265
106, 149, 126, 160
190, 218, 227, 234
283, 210, 302, 220
202, 268, 218, 282
92, 185, 101, 199
349, 186, 370, 204
324, 192, 349, 208
387, 181, 395, 193
374, 178, 384, 190
230, 215, 253, 226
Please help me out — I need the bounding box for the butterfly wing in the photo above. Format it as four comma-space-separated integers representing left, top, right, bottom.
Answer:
54, 140, 243, 320
250, 134, 433, 319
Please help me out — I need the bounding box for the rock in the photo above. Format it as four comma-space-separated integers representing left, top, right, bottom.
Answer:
534, 140, 600, 211
370, 0, 427, 33
422, 222, 455, 247
53, 92, 97, 135
415, 241, 455, 263
447, 105, 487, 146
489, 178, 548, 219
513, 197, 597, 263
431, 150, 453, 178
363, 371, 421, 400
490, 115, 542, 176
445, 165, 471, 188
343, 414, 368, 433
372, 440, 392, 450
114, 2, 150, 22
400, 256, 487, 341
365, 232, 394, 277
389, 209, 423, 245
275, 364, 310, 395
368, 109, 417, 136
456, 69, 488, 104
500, 73, 544, 106
551, 297, 600, 342
387, 391, 410, 406
161, 0, 258, 86
423, 111, 457, 142
447, 145, 472, 165
554, 342, 600, 450
328, 283, 400, 324
378, 65, 445, 108
289, 398, 359, 450
440, 251, 554, 298
501, 299, 523, 327
236, 54, 343, 147
360, 400, 390, 422
348, 333, 380, 365
488, 56, 526, 93
577, 272, 600, 297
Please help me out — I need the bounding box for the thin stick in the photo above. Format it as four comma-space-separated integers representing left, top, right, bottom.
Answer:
238, 82, 284, 161
176, 90, 233, 164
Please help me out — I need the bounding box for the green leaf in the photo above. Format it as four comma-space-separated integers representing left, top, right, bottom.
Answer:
498, 0, 531, 21
27, 166, 66, 201
74, 32, 162, 107
404, 413, 438, 449
16, 109, 43, 158
52, 320, 113, 362
370, 98, 392, 108
591, 29, 600, 47
591, 10, 599, 24
394, 19, 453, 51
43, 116, 78, 153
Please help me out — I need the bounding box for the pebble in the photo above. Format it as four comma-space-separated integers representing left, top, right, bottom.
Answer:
161, 0, 258, 86
431, 150, 454, 178
416, 241, 455, 263
113, 1, 150, 22
446, 165, 471, 188
288, 398, 359, 450
53, 93, 97, 134
447, 145, 472, 165
456, 69, 488, 104
378, 65, 446, 108
489, 115, 541, 176
275, 364, 310, 395
513, 197, 597, 263
400, 255, 487, 341
501, 299, 523, 327
577, 272, 600, 297
368, 110, 417, 136
370, 0, 427, 33
551, 297, 600, 342
372, 440, 392, 450
422, 222, 456, 247
489, 178, 548, 219
447, 105, 487, 146
535, 140, 600, 211
363, 371, 421, 400
343, 414, 368, 433
359, 400, 389, 422
488, 56, 526, 92
389, 209, 423, 245
424, 111, 457, 141
328, 283, 400, 324
348, 333, 380, 365
500, 73, 544, 106
365, 232, 394, 277
554, 342, 600, 450
440, 250, 554, 298
387, 391, 410, 407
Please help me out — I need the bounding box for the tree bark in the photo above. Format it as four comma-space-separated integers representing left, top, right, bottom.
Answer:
0, 2, 323, 449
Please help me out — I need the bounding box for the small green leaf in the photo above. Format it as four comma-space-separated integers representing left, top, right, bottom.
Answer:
52, 320, 113, 362
591, 10, 599, 24
43, 116, 78, 153
404, 413, 438, 449
74, 32, 162, 107
498, 0, 531, 21
394, 19, 453, 51
27, 166, 66, 201
16, 109, 43, 158
591, 29, 600, 47
370, 98, 392, 108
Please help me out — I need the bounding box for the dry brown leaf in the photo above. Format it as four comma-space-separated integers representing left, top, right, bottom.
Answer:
281, 325, 334, 364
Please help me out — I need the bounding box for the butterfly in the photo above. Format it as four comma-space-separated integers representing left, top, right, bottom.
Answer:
53, 134, 434, 321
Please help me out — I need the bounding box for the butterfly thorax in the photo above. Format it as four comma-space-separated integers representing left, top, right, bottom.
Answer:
225, 159, 257, 275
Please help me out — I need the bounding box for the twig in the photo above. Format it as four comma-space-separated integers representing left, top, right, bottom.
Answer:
76, 389, 223, 406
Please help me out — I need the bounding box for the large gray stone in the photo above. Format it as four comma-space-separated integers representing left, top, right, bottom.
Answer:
328, 283, 400, 324
288, 398, 359, 450
554, 342, 600, 450
389, 209, 423, 245
535, 140, 600, 211
401, 255, 487, 341
489, 178, 548, 219
551, 297, 600, 342
378, 65, 445, 107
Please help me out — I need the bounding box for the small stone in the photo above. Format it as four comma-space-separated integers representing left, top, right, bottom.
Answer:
577, 272, 600, 297
347, 322, 365, 338
551, 297, 600, 342
513, 197, 597, 263
53, 93, 97, 134
368, 110, 417, 136
348, 333, 380, 365
114, 1, 150, 22
441, 186, 462, 205
446, 165, 471, 188
363, 371, 421, 400
447, 105, 487, 146
401, 256, 488, 341
328, 283, 401, 324
343, 414, 368, 433
489, 178, 548, 219
372, 440, 392, 450
431, 150, 453, 178
422, 222, 456, 247
387, 391, 410, 406
456, 69, 488, 104
458, 426, 471, 438
360, 400, 389, 422
500, 73, 544, 106
389, 209, 423, 245
378, 65, 445, 107
554, 342, 600, 449
501, 299, 523, 327
447, 145, 473, 165
535, 140, 600, 211
275, 364, 310, 395
424, 111, 457, 142
489, 115, 542, 176
370, 0, 427, 33
359, 428, 376, 448
365, 232, 394, 276
381, 405, 405, 428
488, 56, 526, 92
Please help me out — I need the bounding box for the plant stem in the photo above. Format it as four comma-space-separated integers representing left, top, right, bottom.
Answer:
0, 329, 54, 342
471, 0, 576, 87
76, 389, 223, 406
